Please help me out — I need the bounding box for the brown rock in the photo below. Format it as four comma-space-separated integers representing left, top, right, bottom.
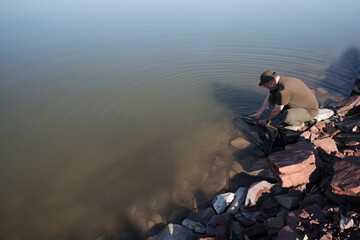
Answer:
343, 146, 360, 156
344, 141, 360, 147
324, 121, 341, 138
206, 214, 232, 240
244, 180, 274, 207
309, 125, 320, 135
319, 232, 333, 240
300, 131, 311, 140
334, 133, 360, 144
334, 95, 360, 116
313, 137, 338, 154
286, 204, 324, 239
256, 196, 280, 222
335, 118, 360, 133
331, 156, 360, 197
240, 223, 267, 239
267, 142, 317, 188
234, 214, 255, 227
315, 121, 326, 131
277, 226, 304, 240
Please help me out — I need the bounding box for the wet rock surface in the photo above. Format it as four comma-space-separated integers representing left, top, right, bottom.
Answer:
152, 77, 360, 240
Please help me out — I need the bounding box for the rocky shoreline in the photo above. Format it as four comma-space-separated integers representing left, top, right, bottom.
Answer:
152, 72, 360, 240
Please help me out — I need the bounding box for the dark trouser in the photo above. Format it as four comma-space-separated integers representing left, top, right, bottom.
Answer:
281, 108, 312, 126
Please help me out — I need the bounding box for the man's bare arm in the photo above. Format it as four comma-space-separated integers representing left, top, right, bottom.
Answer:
250, 95, 271, 120
258, 104, 284, 125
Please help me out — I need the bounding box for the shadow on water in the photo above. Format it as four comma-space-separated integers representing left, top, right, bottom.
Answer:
211, 82, 264, 117
316, 47, 360, 105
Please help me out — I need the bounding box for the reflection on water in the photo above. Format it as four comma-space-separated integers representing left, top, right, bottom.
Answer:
1, 0, 360, 239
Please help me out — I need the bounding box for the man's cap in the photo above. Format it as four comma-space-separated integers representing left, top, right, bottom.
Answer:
259, 70, 276, 86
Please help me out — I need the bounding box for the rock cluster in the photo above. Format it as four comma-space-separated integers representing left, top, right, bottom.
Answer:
153, 75, 360, 240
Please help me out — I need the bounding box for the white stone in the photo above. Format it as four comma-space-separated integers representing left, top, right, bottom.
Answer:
213, 192, 235, 214
340, 216, 354, 230
227, 187, 248, 214
314, 108, 335, 121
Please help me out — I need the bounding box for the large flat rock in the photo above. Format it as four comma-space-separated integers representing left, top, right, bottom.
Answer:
313, 137, 338, 154
334, 95, 360, 116
267, 142, 317, 188
331, 156, 360, 197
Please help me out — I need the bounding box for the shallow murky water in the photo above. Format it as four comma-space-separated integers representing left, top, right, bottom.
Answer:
1, 0, 360, 239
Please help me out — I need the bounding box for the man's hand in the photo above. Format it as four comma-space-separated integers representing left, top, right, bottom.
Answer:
250, 112, 261, 120
258, 119, 268, 126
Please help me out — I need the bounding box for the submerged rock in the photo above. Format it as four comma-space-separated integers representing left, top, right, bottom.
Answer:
230, 137, 252, 149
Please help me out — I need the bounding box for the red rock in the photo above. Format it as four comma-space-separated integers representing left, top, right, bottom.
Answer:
343, 147, 360, 156
286, 204, 324, 239
319, 232, 332, 240
244, 180, 274, 207
277, 226, 304, 240
324, 122, 341, 138
206, 214, 232, 240
300, 131, 311, 139
313, 137, 338, 154
256, 196, 280, 222
234, 214, 255, 227
309, 125, 320, 135
334, 95, 360, 116
267, 142, 317, 188
315, 121, 326, 131
335, 118, 360, 133
345, 141, 360, 147
331, 156, 360, 197
239, 223, 267, 239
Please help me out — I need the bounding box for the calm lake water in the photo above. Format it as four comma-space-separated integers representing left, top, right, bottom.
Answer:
1, 0, 360, 239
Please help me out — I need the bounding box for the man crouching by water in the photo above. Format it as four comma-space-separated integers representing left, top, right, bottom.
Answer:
250, 70, 319, 131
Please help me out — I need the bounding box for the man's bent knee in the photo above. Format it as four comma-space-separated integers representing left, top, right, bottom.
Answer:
282, 108, 312, 126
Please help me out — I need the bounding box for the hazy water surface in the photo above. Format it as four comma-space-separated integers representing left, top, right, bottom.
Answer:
1, 0, 360, 239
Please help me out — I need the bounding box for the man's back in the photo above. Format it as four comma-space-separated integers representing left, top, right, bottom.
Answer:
275, 76, 319, 117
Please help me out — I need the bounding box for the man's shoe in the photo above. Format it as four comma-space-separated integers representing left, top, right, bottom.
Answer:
283, 122, 305, 131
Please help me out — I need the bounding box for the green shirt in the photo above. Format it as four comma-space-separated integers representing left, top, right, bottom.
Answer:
271, 76, 319, 117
